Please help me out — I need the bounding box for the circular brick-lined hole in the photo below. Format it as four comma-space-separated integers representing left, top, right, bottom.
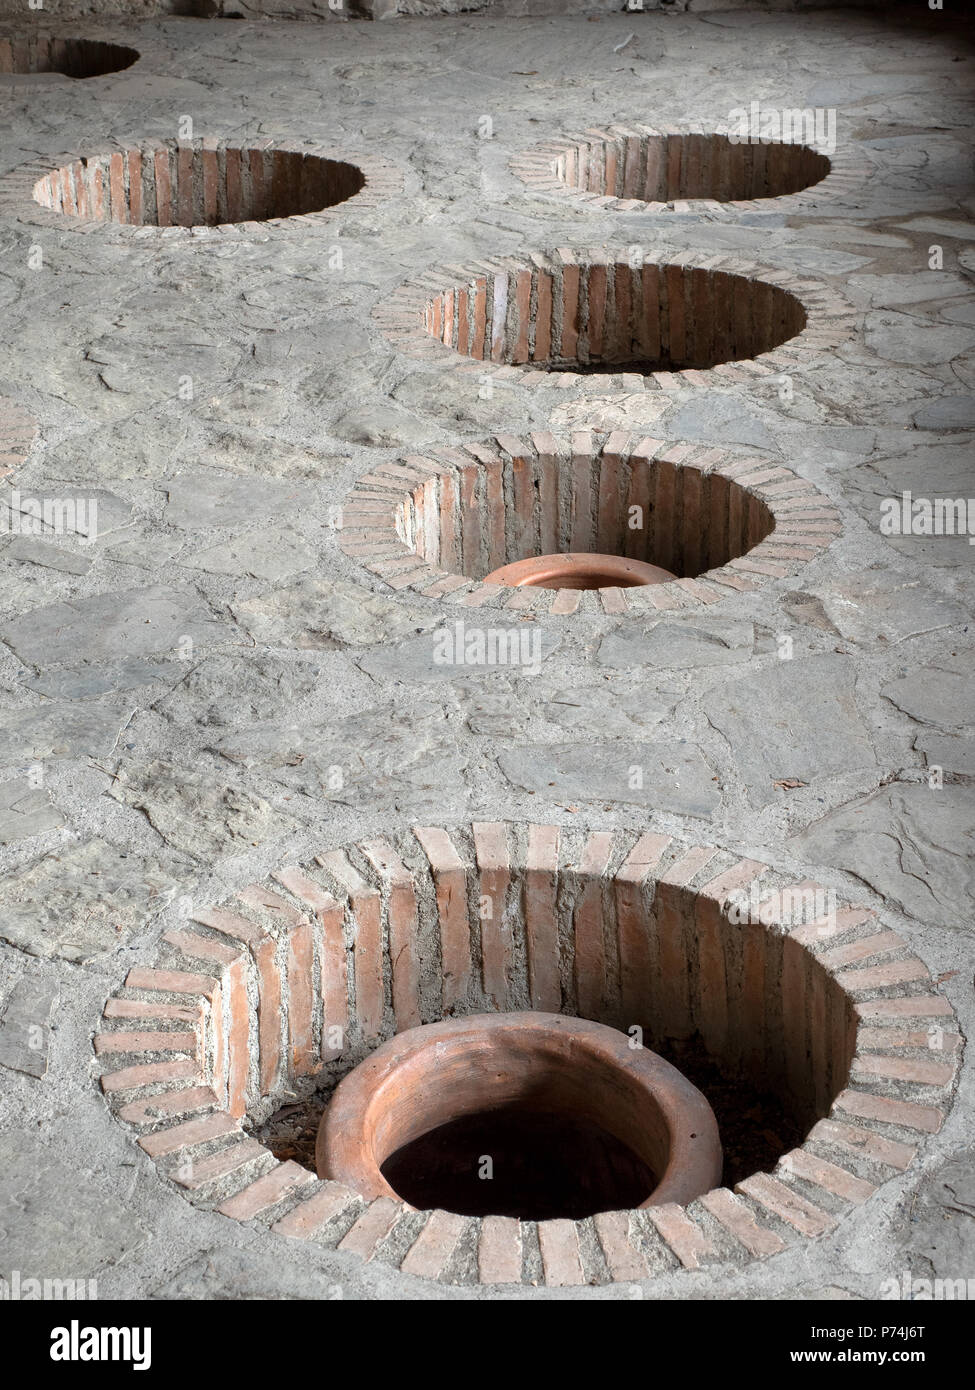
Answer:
375, 251, 857, 392
559, 132, 828, 202
515, 128, 829, 208
511, 124, 871, 218
33, 142, 365, 227
0, 35, 139, 78
317, 1013, 722, 1220
339, 434, 841, 617
97, 824, 961, 1287
422, 258, 806, 374
2, 141, 403, 237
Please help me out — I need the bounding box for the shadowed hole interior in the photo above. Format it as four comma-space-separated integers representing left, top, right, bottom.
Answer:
422, 261, 807, 373
552, 131, 831, 204
0, 36, 139, 78
381, 1107, 657, 1220
399, 441, 776, 583
33, 143, 365, 226
657, 1038, 805, 1189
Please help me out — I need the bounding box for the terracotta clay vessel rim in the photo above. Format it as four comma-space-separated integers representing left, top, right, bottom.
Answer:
316, 1012, 723, 1212
481, 552, 678, 590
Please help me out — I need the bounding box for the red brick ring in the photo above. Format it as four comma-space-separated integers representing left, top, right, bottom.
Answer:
373, 250, 857, 393
338, 433, 843, 618
0, 139, 403, 239
96, 823, 962, 1289
0, 396, 39, 481
510, 122, 872, 219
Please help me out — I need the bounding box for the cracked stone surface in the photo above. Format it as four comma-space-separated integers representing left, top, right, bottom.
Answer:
0, 1128, 150, 1270
0, 781, 64, 845
899, 1148, 975, 1282
0, 974, 57, 1076
792, 783, 975, 932
882, 646, 975, 731
498, 738, 721, 818
805, 572, 970, 645
177, 526, 316, 581
598, 619, 754, 671
0, 584, 240, 668
0, 4, 972, 1304
357, 626, 562, 682
234, 576, 438, 648
161, 472, 320, 531
1, 838, 187, 961
105, 758, 299, 860
0, 699, 135, 765
703, 654, 879, 808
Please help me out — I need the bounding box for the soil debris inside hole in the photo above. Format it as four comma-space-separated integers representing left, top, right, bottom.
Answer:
252, 1098, 324, 1172
658, 1036, 806, 1188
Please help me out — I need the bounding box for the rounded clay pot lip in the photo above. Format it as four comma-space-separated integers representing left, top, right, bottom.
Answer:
482, 552, 678, 591
316, 1012, 722, 1211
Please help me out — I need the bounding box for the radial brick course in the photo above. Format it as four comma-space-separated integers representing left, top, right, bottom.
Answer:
338, 433, 843, 617
511, 123, 871, 217
96, 824, 962, 1288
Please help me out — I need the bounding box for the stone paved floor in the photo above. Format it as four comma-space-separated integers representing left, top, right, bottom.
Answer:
0, 7, 973, 1299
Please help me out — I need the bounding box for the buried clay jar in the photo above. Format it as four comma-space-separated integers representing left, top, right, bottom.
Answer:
316, 1012, 723, 1221
482, 552, 677, 591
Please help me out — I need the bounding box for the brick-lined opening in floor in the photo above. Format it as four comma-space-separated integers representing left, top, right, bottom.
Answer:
32, 142, 366, 226
0, 35, 139, 78
422, 260, 807, 373
241, 844, 855, 1195
190, 837, 863, 1193
551, 131, 831, 204
396, 438, 776, 587
97, 823, 961, 1285
226, 832, 861, 1239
